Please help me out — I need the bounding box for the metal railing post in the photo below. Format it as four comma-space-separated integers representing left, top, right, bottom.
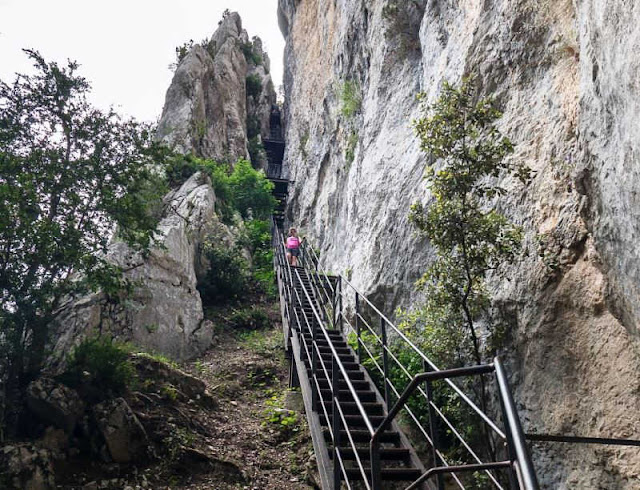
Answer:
424, 358, 444, 490
332, 356, 342, 489
370, 434, 382, 490
355, 292, 362, 359
494, 357, 540, 490
380, 317, 391, 408
332, 277, 338, 331
337, 276, 343, 332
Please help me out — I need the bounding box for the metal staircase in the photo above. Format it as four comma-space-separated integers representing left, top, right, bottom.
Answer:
270, 226, 539, 490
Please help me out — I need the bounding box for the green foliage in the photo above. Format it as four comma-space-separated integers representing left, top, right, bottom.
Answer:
409, 76, 531, 364
246, 74, 263, 98
198, 240, 250, 304
248, 136, 266, 167
240, 41, 263, 66
134, 350, 179, 369
175, 40, 194, 64
339, 80, 362, 118
160, 384, 178, 402
245, 219, 276, 297
164, 156, 275, 222
227, 160, 276, 220
262, 389, 300, 439
238, 328, 282, 357
59, 337, 134, 402
345, 130, 359, 167
228, 306, 270, 330
246, 115, 261, 139
299, 130, 310, 160
162, 426, 196, 462
0, 50, 168, 383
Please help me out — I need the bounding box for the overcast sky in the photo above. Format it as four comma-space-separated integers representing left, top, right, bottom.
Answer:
0, 0, 285, 122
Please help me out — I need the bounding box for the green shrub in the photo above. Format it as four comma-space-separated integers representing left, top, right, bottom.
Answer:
248, 136, 266, 167
165, 154, 199, 187
59, 337, 134, 401
345, 130, 358, 166
247, 115, 261, 139
245, 219, 277, 297
175, 40, 194, 64
198, 242, 249, 304
228, 307, 270, 330
339, 80, 362, 118
246, 74, 263, 98
164, 156, 274, 222
262, 390, 300, 439
227, 160, 276, 220
240, 41, 263, 66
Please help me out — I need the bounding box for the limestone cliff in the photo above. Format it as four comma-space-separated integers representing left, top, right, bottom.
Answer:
156, 12, 276, 165
52, 12, 275, 363
278, 0, 640, 487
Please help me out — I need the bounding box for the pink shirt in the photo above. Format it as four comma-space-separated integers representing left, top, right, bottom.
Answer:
286, 236, 300, 249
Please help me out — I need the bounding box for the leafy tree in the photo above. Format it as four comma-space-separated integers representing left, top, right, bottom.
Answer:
409, 76, 530, 366
227, 159, 276, 220
0, 50, 168, 387
407, 77, 531, 461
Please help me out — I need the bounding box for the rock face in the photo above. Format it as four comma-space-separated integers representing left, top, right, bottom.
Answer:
26, 378, 84, 433
52, 171, 217, 362
278, 0, 640, 487
156, 12, 276, 165
52, 12, 276, 363
93, 398, 148, 464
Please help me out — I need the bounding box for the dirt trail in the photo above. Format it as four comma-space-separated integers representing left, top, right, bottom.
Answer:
176, 307, 319, 490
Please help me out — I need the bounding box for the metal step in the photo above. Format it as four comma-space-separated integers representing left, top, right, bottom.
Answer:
319, 389, 377, 402
329, 447, 411, 462
345, 467, 422, 481
324, 428, 400, 444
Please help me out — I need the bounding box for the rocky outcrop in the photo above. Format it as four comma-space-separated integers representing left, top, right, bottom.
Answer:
279, 0, 640, 487
52, 171, 217, 362
26, 378, 84, 433
52, 13, 278, 364
93, 398, 148, 464
0, 444, 55, 490
156, 12, 276, 165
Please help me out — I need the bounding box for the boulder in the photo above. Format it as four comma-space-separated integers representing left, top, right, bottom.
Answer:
51, 172, 217, 364
130, 354, 208, 401
26, 377, 84, 433
0, 443, 55, 490
93, 398, 148, 464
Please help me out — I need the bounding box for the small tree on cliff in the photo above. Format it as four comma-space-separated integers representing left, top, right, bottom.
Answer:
0, 50, 168, 389
408, 76, 531, 377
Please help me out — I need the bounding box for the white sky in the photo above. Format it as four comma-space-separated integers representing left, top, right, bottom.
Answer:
0, 0, 285, 122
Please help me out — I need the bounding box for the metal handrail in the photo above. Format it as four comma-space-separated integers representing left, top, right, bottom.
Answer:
341, 276, 507, 440
275, 230, 541, 490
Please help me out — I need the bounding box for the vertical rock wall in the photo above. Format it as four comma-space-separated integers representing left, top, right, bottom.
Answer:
278, 0, 640, 487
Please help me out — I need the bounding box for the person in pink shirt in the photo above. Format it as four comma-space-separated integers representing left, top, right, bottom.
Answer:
285, 227, 301, 266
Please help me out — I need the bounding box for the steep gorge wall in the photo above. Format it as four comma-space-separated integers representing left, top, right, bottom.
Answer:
278, 0, 640, 487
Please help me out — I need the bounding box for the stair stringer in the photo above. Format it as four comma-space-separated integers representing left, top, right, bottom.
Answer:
290, 330, 334, 490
